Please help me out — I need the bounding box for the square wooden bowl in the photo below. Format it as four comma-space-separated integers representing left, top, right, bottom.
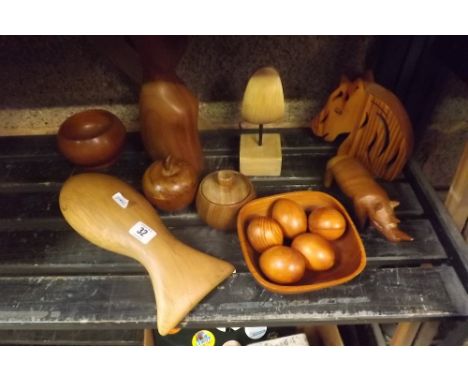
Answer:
237, 191, 366, 294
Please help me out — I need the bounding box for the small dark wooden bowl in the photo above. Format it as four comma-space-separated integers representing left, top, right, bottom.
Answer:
237, 191, 366, 294
57, 109, 126, 168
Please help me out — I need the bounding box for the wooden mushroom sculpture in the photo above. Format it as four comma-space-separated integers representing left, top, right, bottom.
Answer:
240, 66, 285, 176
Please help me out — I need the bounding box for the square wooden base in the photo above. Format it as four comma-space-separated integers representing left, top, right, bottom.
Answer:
239, 133, 282, 176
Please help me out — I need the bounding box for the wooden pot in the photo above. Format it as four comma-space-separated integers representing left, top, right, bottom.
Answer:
57, 109, 126, 168
142, 155, 198, 212
196, 170, 256, 231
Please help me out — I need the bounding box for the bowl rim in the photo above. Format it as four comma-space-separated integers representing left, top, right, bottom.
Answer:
237, 190, 367, 294
58, 109, 124, 142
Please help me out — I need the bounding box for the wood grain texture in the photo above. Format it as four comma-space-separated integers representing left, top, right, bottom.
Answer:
237, 191, 366, 294
143, 328, 155, 346
413, 321, 440, 346
142, 156, 198, 212
59, 173, 234, 335
315, 325, 344, 346
389, 321, 421, 346
57, 109, 126, 168
311, 77, 413, 181
241, 67, 285, 125
239, 133, 282, 176
139, 73, 204, 174
196, 170, 255, 230
325, 155, 413, 242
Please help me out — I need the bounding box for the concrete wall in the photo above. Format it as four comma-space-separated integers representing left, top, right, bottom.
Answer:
0, 36, 375, 135
1, 35, 466, 192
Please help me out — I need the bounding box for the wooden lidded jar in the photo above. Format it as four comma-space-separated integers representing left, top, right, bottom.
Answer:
142, 155, 198, 212
196, 170, 256, 230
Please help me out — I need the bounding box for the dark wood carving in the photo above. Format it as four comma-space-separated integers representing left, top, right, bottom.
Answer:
134, 36, 204, 175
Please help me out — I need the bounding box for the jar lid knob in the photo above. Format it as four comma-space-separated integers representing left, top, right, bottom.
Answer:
217, 170, 234, 187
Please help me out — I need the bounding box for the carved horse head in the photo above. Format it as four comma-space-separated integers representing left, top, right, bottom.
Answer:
311, 73, 413, 181
311, 75, 368, 141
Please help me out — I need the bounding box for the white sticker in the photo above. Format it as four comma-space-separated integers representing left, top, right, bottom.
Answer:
129, 221, 157, 244
244, 326, 267, 340
112, 192, 129, 208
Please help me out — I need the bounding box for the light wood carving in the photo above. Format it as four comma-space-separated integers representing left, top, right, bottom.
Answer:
59, 173, 234, 335
241, 67, 285, 126
325, 155, 413, 242
311, 75, 413, 181
240, 66, 285, 176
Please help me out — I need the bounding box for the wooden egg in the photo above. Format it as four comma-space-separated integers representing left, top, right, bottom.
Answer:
271, 198, 307, 238
291, 233, 335, 271
308, 207, 346, 240
247, 216, 284, 253
259, 245, 306, 284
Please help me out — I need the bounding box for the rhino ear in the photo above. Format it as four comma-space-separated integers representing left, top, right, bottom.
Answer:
390, 201, 400, 209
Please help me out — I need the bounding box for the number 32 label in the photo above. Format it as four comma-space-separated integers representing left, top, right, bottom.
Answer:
129, 221, 157, 244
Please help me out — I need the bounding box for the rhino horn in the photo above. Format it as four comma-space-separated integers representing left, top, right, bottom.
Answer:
385, 227, 413, 242
390, 200, 400, 209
